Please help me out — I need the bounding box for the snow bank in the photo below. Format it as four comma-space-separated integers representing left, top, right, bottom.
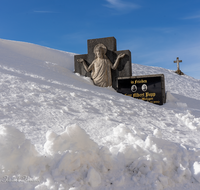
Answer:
103, 124, 200, 189
0, 124, 112, 189
1, 124, 200, 190
1, 39, 200, 190
44, 124, 99, 155
0, 125, 41, 176
176, 111, 200, 130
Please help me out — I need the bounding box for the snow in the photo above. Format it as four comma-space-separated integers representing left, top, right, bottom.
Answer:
0, 38, 200, 189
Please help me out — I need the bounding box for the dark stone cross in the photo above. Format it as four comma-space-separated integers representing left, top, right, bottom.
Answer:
174, 57, 182, 71
74, 37, 132, 89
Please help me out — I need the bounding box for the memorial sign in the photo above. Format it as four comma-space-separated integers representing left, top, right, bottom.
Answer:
117, 74, 166, 105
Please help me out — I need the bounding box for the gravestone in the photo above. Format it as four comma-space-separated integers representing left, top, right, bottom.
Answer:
74, 37, 166, 105
117, 74, 166, 105
74, 37, 132, 89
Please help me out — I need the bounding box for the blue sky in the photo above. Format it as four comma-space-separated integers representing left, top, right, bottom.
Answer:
0, 0, 200, 79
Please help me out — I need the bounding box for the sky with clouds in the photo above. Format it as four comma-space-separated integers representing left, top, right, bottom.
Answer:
0, 0, 200, 79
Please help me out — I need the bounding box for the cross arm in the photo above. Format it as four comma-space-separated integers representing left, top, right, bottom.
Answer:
74, 54, 91, 77
112, 54, 125, 70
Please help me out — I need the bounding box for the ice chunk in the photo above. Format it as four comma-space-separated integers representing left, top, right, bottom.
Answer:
192, 162, 200, 183
87, 167, 101, 188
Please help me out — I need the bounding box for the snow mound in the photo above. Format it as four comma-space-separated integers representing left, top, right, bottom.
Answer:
0, 125, 40, 176
1, 124, 200, 190
44, 124, 98, 155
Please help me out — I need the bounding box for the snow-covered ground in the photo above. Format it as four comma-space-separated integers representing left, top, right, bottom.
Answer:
0, 38, 200, 190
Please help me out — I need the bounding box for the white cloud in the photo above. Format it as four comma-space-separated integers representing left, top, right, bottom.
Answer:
183, 14, 200, 20
34, 11, 55, 14
105, 0, 139, 11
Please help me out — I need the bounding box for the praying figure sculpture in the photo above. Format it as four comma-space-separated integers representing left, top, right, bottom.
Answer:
77, 43, 125, 87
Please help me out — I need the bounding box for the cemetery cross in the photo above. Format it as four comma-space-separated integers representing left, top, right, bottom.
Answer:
74, 37, 132, 89
174, 57, 182, 71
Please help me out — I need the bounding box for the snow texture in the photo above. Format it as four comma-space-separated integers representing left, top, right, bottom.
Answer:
0, 38, 200, 190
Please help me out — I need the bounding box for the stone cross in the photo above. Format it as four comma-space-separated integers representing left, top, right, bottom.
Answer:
74, 37, 132, 89
174, 57, 182, 71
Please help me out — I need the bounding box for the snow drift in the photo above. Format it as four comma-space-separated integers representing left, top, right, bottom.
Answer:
0, 38, 200, 190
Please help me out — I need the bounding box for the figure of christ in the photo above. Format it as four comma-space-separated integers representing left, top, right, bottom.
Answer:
77, 43, 125, 87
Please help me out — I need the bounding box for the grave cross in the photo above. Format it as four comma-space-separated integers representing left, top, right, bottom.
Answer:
74, 37, 132, 89
173, 57, 182, 71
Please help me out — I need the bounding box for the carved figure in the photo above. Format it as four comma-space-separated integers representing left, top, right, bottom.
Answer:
77, 43, 125, 87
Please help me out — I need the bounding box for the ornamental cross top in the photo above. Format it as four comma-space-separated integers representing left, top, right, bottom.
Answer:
174, 57, 182, 70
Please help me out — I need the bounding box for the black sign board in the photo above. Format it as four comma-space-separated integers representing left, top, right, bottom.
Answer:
117, 74, 166, 105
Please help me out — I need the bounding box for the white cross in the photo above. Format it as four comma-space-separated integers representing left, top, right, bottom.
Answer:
174, 57, 182, 70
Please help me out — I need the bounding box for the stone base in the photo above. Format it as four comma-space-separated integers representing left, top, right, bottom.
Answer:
175, 69, 184, 75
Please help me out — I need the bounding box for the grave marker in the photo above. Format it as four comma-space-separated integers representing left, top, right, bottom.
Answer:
74, 37, 166, 105
74, 37, 132, 89
174, 57, 184, 75
117, 74, 166, 105
174, 57, 182, 70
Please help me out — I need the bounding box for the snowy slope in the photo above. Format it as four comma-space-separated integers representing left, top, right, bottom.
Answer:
0, 38, 200, 190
